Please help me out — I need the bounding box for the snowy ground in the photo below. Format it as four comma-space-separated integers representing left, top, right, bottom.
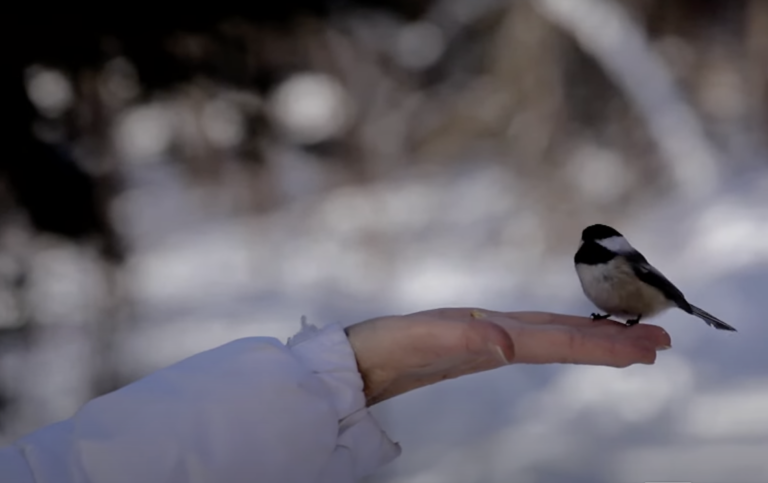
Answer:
3, 157, 768, 483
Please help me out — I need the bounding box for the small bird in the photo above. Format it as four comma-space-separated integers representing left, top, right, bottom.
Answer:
574, 223, 737, 332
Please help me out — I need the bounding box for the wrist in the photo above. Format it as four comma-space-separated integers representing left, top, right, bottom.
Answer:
344, 319, 395, 406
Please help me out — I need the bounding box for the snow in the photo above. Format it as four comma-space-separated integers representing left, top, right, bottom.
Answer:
3, 157, 768, 483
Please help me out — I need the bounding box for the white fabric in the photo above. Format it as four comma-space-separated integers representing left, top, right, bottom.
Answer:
0, 322, 401, 483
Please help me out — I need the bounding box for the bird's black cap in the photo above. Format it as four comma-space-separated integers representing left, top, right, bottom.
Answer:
581, 224, 623, 241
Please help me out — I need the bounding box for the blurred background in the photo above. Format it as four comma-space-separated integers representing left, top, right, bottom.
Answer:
2, 0, 768, 482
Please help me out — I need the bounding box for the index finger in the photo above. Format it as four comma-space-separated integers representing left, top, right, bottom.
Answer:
511, 312, 671, 346
504, 311, 624, 328
411, 307, 625, 328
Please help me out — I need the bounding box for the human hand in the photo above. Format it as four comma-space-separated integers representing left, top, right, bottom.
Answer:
345, 308, 672, 406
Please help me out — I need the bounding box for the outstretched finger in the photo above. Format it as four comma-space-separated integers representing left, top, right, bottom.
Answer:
508, 324, 659, 367
509, 311, 671, 348
413, 308, 628, 330
408, 307, 506, 322
506, 311, 626, 328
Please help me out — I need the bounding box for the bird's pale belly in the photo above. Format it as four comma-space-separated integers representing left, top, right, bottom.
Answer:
575, 260, 673, 319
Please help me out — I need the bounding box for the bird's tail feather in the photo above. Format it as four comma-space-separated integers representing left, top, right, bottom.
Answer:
690, 305, 737, 332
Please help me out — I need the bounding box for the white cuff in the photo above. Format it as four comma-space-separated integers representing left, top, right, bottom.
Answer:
287, 320, 401, 479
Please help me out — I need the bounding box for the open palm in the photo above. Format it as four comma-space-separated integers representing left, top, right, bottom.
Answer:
346, 308, 672, 405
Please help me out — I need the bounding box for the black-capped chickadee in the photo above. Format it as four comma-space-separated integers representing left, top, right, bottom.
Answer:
574, 224, 737, 332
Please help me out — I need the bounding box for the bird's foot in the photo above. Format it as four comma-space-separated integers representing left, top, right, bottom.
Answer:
625, 315, 642, 327
590, 313, 611, 321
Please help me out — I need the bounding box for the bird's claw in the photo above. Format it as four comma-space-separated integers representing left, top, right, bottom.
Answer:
625, 315, 642, 327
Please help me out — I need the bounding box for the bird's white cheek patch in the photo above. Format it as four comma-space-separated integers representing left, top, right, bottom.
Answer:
597, 236, 634, 253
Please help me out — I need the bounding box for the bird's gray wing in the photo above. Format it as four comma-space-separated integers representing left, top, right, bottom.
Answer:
625, 252, 692, 313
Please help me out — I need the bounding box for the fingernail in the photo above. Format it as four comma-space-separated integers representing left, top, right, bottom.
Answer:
657, 345, 672, 351
495, 345, 510, 365
471, 309, 487, 319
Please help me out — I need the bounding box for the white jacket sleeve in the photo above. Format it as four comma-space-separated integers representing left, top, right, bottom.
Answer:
0, 321, 401, 483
